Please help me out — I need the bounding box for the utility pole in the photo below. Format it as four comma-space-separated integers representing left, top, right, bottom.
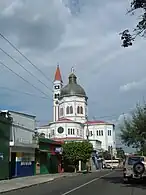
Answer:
86, 115, 89, 141
110, 146, 113, 169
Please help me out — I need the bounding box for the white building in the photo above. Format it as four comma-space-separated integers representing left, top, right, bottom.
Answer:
37, 66, 116, 154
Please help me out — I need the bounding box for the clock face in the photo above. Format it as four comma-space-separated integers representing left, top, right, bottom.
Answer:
57, 127, 64, 134
55, 85, 60, 89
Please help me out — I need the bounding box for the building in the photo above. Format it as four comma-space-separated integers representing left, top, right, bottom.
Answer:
1, 110, 38, 178
37, 66, 116, 154
35, 138, 63, 175
0, 111, 12, 180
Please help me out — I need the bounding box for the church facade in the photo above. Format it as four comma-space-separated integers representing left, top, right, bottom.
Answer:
37, 66, 116, 154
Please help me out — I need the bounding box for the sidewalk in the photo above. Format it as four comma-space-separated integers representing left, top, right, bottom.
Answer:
0, 173, 81, 194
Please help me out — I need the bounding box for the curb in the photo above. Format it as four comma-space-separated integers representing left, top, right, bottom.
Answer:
0, 174, 81, 194
0, 178, 55, 194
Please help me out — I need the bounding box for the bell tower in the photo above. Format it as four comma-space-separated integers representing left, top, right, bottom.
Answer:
53, 64, 63, 122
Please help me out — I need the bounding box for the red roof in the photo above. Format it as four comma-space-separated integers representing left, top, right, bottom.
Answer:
53, 137, 84, 141
57, 118, 73, 122
54, 65, 62, 82
85, 120, 107, 124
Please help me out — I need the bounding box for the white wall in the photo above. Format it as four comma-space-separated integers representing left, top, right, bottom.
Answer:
9, 111, 37, 148
37, 122, 84, 140
84, 123, 116, 151
89, 140, 102, 151
59, 96, 88, 123
53, 80, 63, 122
37, 126, 51, 138
50, 121, 84, 139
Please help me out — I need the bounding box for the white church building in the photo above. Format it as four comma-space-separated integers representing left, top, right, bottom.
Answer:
37, 66, 116, 154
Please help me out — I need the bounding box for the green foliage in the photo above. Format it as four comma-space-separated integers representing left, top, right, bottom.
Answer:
116, 147, 125, 159
63, 141, 93, 165
120, 0, 146, 47
120, 103, 146, 151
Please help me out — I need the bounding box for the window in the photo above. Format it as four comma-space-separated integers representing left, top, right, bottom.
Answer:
52, 129, 55, 135
77, 106, 80, 114
68, 128, 75, 135
70, 106, 73, 114
89, 131, 93, 136
66, 106, 70, 114
72, 128, 75, 135
66, 106, 73, 114
77, 129, 79, 136
81, 107, 83, 114
54, 93, 59, 99
128, 156, 144, 165
57, 127, 64, 134
60, 108, 63, 116
97, 130, 103, 136
99, 130, 101, 136
108, 130, 111, 136
68, 128, 70, 134
54, 85, 60, 89
77, 106, 83, 114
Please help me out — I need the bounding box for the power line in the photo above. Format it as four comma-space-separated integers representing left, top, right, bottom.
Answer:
0, 86, 48, 100
0, 60, 51, 98
0, 47, 52, 93
0, 32, 53, 84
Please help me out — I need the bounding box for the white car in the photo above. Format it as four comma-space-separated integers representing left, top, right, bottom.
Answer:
123, 155, 146, 183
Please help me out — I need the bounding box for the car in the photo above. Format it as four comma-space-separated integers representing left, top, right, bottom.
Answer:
105, 164, 111, 169
123, 155, 146, 183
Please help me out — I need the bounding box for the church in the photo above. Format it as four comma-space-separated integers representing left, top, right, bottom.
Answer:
37, 65, 116, 154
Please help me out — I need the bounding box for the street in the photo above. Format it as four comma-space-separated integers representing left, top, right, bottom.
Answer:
2, 170, 146, 195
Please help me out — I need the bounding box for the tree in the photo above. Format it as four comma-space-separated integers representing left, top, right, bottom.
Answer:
120, 0, 146, 47
63, 141, 93, 171
116, 147, 125, 159
120, 103, 146, 154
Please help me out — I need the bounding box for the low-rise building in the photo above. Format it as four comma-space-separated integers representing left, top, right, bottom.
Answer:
2, 110, 38, 178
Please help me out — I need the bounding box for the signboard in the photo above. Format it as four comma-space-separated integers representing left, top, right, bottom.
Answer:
55, 147, 63, 154
21, 162, 32, 166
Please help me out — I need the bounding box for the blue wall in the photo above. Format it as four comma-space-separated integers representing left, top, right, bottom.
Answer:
15, 161, 35, 177
14, 152, 35, 178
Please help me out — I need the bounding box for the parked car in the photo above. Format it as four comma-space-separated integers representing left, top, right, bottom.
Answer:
123, 155, 146, 183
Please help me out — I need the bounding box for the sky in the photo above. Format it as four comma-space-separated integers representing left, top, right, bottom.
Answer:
0, 0, 146, 151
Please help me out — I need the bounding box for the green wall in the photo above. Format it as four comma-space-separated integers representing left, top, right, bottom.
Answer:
0, 113, 12, 180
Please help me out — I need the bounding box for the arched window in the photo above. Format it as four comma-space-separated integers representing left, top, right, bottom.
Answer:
77, 106, 83, 114
77, 106, 80, 114
80, 106, 83, 114
60, 108, 63, 116
54, 93, 59, 99
70, 106, 73, 114
66, 106, 70, 114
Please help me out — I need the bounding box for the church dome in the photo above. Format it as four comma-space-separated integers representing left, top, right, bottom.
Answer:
59, 72, 87, 99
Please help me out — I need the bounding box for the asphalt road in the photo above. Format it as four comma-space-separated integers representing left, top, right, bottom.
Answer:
3, 170, 146, 195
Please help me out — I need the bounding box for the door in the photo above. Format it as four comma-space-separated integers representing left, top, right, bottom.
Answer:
10, 152, 16, 178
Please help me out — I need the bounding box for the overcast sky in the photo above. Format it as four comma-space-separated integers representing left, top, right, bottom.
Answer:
0, 1, 145, 150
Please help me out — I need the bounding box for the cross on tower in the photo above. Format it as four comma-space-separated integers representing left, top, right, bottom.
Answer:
71, 67, 75, 73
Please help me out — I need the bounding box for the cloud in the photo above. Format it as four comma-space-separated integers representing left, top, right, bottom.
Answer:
0, 0, 146, 147
120, 78, 146, 92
